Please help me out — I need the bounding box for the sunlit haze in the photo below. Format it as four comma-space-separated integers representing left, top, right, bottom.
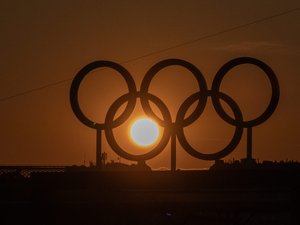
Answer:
0, 1, 299, 169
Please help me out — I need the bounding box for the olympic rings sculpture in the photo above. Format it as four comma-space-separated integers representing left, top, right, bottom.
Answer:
70, 57, 279, 167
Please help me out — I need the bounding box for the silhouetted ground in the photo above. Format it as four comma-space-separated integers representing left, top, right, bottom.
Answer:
0, 163, 299, 225
210, 158, 300, 170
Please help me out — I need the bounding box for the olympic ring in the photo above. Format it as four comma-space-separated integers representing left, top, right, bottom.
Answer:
104, 92, 172, 161
140, 59, 208, 128
211, 57, 280, 127
70, 61, 137, 130
176, 90, 243, 160
70, 57, 280, 164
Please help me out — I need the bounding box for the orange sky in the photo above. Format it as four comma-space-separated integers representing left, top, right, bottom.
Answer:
0, 0, 300, 169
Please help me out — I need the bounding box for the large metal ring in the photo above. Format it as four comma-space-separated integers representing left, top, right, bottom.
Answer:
176, 90, 243, 160
104, 92, 172, 161
140, 59, 208, 128
70, 61, 137, 130
211, 57, 280, 128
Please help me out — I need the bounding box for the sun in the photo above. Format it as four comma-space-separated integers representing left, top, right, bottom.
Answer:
130, 118, 160, 147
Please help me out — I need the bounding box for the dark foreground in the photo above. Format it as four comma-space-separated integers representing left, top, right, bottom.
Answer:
0, 169, 299, 225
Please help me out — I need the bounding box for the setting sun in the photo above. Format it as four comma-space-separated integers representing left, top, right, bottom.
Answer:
130, 118, 159, 147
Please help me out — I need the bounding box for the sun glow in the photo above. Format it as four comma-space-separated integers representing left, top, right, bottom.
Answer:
130, 118, 160, 147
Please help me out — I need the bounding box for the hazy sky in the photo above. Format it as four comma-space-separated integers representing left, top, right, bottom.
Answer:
0, 0, 299, 169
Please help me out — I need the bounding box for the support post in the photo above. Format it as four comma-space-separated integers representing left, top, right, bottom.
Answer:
247, 127, 252, 161
171, 134, 176, 172
96, 129, 102, 169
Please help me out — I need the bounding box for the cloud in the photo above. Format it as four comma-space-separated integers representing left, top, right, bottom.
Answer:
214, 41, 282, 52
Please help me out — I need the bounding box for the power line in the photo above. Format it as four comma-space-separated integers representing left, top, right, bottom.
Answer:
1, 6, 299, 102
0, 79, 72, 102
123, 7, 300, 62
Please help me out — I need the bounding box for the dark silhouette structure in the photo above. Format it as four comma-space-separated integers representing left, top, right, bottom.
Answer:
0, 58, 292, 225
70, 57, 279, 171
